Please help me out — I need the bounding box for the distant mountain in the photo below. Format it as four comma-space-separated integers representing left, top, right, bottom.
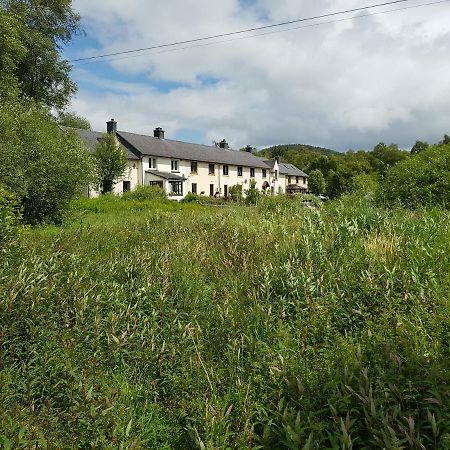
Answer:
254, 143, 340, 172
259, 143, 339, 158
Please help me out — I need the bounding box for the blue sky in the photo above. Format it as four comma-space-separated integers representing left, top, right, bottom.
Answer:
66, 0, 450, 151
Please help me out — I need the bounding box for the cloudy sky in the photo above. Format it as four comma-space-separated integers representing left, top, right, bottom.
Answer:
65, 0, 450, 151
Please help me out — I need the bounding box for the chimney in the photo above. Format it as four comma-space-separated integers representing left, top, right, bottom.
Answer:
275, 156, 281, 164
219, 139, 229, 149
107, 118, 117, 134
154, 127, 165, 139
245, 145, 253, 153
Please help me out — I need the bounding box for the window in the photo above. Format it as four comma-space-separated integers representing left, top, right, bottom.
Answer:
123, 180, 131, 193
223, 165, 229, 176
170, 181, 183, 196
262, 169, 267, 178
191, 183, 197, 194
191, 161, 198, 173
210, 184, 214, 196
171, 160, 179, 172
275, 170, 278, 181
209, 163, 215, 175
150, 181, 163, 188
296, 176, 299, 184
288, 176, 291, 184
237, 166, 243, 177
303, 177, 307, 184
250, 168, 255, 178
149, 158, 157, 169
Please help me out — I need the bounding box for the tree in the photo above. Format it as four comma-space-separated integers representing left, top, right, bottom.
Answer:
245, 179, 259, 205
411, 140, 429, 154
0, 96, 94, 223
378, 143, 450, 209
440, 134, 450, 145
308, 169, 326, 195
93, 134, 128, 194
0, 0, 82, 109
58, 111, 91, 130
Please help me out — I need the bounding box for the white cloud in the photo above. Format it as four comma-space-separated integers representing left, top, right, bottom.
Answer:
70, 0, 450, 150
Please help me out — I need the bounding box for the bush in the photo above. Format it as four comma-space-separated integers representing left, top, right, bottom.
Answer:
0, 184, 21, 248
0, 97, 94, 224
122, 185, 168, 202
378, 144, 450, 209
181, 193, 206, 204
229, 184, 243, 202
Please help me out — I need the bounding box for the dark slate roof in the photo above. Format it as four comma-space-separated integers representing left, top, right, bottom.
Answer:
117, 131, 270, 168
264, 160, 308, 177
65, 127, 139, 160
280, 163, 309, 177
146, 169, 186, 181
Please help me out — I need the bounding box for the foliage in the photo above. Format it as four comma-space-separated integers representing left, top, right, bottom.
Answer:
378, 144, 450, 209
307, 169, 326, 195
181, 192, 206, 204
349, 173, 378, 195
93, 133, 128, 195
411, 140, 429, 154
245, 179, 260, 205
57, 111, 91, 130
229, 184, 243, 202
122, 185, 168, 202
0, 97, 94, 224
0, 197, 448, 447
0, 184, 21, 248
0, 0, 81, 109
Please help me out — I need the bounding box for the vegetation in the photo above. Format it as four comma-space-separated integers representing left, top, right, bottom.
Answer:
307, 169, 326, 195
93, 133, 128, 195
0, 184, 21, 248
58, 111, 91, 130
122, 185, 168, 202
0, 97, 93, 224
378, 143, 450, 209
1, 195, 449, 448
0, 0, 82, 109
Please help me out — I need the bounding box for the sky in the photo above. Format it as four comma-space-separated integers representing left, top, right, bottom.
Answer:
65, 0, 450, 151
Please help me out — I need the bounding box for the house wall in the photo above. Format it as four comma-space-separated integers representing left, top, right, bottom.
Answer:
284, 175, 309, 190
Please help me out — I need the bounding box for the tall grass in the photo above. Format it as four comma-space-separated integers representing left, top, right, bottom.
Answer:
1, 195, 449, 448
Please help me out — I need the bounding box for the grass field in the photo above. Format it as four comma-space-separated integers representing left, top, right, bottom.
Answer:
1, 195, 449, 449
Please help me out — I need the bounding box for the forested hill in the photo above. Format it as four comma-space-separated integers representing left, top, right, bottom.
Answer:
258, 143, 339, 158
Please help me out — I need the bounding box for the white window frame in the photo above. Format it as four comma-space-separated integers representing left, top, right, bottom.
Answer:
171, 160, 179, 172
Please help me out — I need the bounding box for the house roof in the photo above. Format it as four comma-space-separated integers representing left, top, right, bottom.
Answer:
65, 128, 140, 160
146, 169, 186, 181
264, 160, 309, 177
117, 131, 270, 169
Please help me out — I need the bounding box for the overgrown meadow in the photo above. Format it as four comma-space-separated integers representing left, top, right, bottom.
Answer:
1, 195, 449, 449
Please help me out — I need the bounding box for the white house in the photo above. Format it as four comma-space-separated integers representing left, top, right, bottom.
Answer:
73, 119, 309, 199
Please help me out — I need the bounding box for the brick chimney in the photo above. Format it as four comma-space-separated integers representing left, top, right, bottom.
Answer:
245, 145, 253, 153
219, 139, 229, 149
106, 118, 117, 134
154, 127, 165, 139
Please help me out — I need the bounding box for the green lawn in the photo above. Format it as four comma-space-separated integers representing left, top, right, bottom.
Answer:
1, 196, 449, 449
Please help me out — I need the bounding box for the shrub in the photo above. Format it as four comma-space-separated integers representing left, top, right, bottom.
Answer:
378, 144, 450, 209
308, 169, 326, 195
0, 97, 94, 224
229, 184, 243, 202
181, 193, 205, 204
122, 185, 168, 201
245, 180, 259, 205
0, 184, 21, 248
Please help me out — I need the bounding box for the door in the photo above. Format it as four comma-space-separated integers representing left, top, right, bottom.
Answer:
224, 185, 228, 198
210, 184, 214, 197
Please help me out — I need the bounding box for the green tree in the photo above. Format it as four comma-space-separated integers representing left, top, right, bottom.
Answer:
0, 183, 21, 248
378, 143, 450, 209
0, 0, 82, 109
58, 111, 91, 130
93, 133, 128, 195
308, 169, 326, 195
245, 179, 259, 205
440, 134, 450, 145
411, 140, 429, 155
0, 97, 93, 223
229, 184, 243, 202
